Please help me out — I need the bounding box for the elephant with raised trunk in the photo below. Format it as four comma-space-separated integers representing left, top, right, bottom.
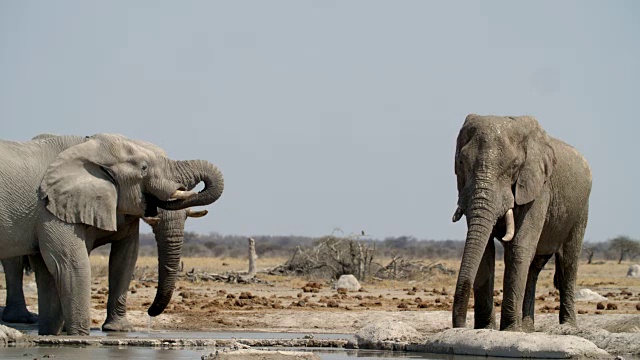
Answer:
452, 114, 591, 332
0, 134, 224, 335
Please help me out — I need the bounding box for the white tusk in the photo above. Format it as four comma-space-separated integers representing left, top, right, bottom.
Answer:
452, 207, 464, 222
142, 217, 161, 226
186, 208, 208, 218
502, 208, 515, 241
170, 190, 197, 200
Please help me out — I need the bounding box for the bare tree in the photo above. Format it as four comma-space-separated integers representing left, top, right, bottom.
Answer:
582, 243, 596, 264
269, 229, 377, 280
608, 236, 640, 264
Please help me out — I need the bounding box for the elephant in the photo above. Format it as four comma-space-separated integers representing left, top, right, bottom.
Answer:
1, 134, 210, 331
0, 133, 224, 335
451, 114, 592, 332
0, 207, 207, 330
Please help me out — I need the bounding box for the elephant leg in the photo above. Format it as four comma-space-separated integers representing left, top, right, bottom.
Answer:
29, 254, 64, 335
522, 254, 552, 332
473, 238, 496, 329
1, 257, 38, 324
500, 199, 547, 331
103, 225, 139, 332
37, 218, 92, 335
555, 219, 587, 327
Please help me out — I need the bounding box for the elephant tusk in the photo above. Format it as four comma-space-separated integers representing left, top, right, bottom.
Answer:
186, 208, 208, 218
142, 217, 161, 226
502, 208, 515, 241
452, 207, 464, 222
170, 190, 197, 200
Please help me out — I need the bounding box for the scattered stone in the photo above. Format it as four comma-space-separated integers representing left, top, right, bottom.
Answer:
607, 303, 618, 310
355, 319, 423, 349
0, 324, 28, 345
202, 349, 321, 359
420, 328, 608, 358
238, 292, 254, 300
547, 324, 640, 356
575, 288, 608, 302
333, 275, 361, 292
597, 302, 605, 310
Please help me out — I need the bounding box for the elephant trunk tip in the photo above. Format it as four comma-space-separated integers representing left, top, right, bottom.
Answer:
147, 306, 162, 317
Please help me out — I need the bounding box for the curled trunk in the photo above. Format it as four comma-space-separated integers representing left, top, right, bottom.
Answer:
157, 160, 224, 210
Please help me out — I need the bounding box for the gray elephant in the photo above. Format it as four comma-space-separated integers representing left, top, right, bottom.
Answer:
0, 207, 207, 330
451, 114, 591, 332
0, 134, 224, 335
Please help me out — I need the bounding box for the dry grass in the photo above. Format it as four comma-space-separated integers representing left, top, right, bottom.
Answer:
89, 255, 288, 280
88, 255, 639, 291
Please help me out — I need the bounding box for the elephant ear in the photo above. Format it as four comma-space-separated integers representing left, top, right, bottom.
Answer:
514, 117, 556, 205
454, 114, 479, 192
40, 139, 118, 231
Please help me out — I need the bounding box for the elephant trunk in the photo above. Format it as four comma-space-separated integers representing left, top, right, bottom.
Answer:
452, 182, 498, 328
147, 211, 185, 317
157, 160, 224, 210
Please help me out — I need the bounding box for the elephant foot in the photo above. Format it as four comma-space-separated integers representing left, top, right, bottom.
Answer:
521, 317, 535, 333
102, 317, 134, 332
2, 305, 39, 324
500, 323, 523, 332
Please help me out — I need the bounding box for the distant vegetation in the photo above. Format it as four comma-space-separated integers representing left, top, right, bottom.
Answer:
116, 232, 480, 260
90, 230, 640, 266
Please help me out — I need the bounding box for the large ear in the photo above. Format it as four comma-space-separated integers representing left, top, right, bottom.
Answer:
454, 114, 478, 192
40, 139, 118, 231
514, 117, 556, 205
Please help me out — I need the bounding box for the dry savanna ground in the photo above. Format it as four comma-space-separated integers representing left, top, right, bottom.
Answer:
1, 256, 639, 334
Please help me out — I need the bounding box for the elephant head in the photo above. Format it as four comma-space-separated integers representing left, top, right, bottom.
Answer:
39, 133, 224, 231
451, 115, 555, 327
37, 134, 224, 317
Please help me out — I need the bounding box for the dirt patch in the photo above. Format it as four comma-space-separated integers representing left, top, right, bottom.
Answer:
2, 257, 640, 355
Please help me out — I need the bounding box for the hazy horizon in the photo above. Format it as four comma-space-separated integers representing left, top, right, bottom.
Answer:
2, 1, 639, 242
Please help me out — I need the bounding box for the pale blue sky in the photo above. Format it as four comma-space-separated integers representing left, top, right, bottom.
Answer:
1, 1, 638, 241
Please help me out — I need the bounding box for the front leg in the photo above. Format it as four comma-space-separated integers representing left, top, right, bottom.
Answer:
103, 221, 139, 332
500, 192, 548, 331
473, 238, 496, 329
37, 214, 92, 335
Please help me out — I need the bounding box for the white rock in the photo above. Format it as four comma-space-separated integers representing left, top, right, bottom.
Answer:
355, 319, 424, 347
333, 274, 361, 292
575, 288, 608, 302
0, 324, 27, 344
422, 328, 608, 358
627, 264, 640, 277
202, 349, 321, 359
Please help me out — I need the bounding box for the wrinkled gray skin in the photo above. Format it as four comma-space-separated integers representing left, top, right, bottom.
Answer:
0, 134, 224, 335
452, 115, 592, 332
0, 208, 206, 330
1, 134, 209, 330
